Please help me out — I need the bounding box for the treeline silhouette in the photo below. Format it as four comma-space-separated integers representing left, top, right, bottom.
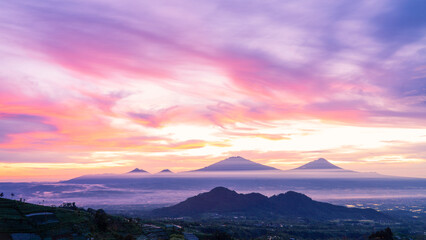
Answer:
369, 227, 393, 240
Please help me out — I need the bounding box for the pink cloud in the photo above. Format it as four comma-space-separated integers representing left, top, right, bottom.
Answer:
0, 0, 425, 180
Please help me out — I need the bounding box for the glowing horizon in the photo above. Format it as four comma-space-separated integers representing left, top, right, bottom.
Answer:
1, 0, 425, 181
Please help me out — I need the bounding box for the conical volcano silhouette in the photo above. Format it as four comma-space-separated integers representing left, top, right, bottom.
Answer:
295, 158, 342, 170
194, 156, 278, 171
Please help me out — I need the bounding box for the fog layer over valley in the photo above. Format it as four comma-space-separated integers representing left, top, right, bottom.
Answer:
1, 157, 425, 209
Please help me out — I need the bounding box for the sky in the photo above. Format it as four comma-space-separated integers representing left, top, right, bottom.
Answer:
0, 0, 425, 181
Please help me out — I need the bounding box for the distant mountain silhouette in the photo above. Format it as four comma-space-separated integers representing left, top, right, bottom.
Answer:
153, 187, 267, 215
152, 187, 389, 220
127, 168, 148, 173
294, 158, 342, 170
64, 156, 400, 187
193, 156, 279, 171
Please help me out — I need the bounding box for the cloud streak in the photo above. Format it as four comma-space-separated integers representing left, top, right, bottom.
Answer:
0, 0, 425, 179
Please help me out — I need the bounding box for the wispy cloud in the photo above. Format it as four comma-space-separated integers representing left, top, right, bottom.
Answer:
0, 0, 425, 179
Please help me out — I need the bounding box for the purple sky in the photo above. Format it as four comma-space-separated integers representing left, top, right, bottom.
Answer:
0, 0, 425, 180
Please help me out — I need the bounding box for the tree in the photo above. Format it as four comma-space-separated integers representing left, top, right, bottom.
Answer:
0, 192, 3, 198
369, 227, 394, 240
95, 209, 108, 231
11, 193, 14, 199
170, 234, 185, 240
123, 234, 135, 240
212, 231, 233, 240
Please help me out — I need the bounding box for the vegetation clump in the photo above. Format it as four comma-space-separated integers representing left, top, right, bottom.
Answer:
369, 227, 394, 240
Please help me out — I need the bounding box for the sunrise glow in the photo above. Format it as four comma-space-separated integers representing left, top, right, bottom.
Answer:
0, 0, 425, 181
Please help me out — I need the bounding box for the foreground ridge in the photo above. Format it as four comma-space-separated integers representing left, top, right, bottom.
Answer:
152, 187, 390, 221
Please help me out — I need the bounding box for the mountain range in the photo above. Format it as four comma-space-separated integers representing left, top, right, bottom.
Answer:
63, 156, 415, 192
133, 156, 365, 174
152, 187, 389, 221
158, 156, 347, 173
69, 156, 355, 180
66, 157, 352, 181
127, 168, 174, 174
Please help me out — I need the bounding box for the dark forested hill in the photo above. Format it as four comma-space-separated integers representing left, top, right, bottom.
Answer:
152, 187, 390, 221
